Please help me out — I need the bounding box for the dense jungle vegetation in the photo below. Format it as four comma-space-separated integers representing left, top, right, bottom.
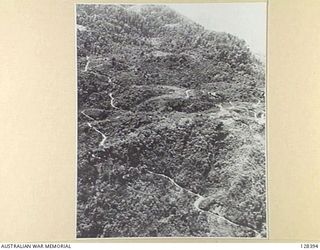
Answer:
77, 4, 266, 238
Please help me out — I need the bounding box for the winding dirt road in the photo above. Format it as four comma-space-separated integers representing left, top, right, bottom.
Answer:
109, 93, 118, 109
185, 90, 191, 99
80, 111, 108, 147
146, 169, 261, 237
86, 122, 107, 147
81, 110, 95, 121
84, 56, 90, 72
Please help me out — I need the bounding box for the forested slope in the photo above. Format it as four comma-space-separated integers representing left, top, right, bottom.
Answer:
77, 4, 266, 238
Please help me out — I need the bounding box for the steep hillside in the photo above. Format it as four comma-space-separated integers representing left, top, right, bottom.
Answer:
77, 4, 266, 238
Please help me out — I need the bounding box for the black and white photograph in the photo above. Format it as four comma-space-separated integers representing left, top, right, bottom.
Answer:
76, 3, 267, 238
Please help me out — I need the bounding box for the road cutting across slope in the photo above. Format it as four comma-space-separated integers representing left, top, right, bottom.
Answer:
146, 169, 261, 237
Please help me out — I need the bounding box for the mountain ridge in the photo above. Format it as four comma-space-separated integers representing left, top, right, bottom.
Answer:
77, 4, 266, 238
